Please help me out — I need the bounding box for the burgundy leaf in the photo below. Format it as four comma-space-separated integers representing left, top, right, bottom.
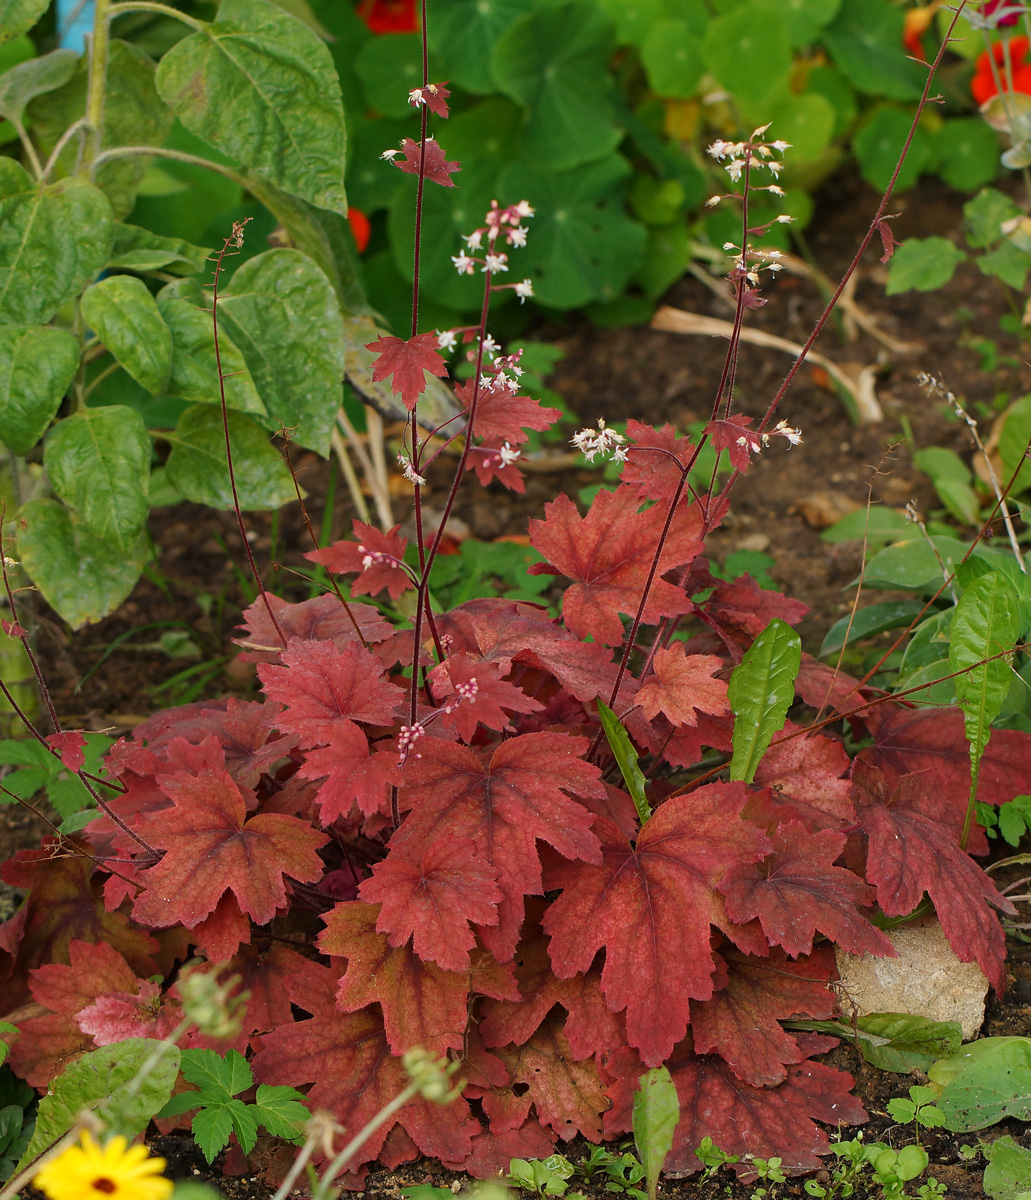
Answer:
365, 331, 449, 410
390, 136, 461, 187
306, 521, 414, 601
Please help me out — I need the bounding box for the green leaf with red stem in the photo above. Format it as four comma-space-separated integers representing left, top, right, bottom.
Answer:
727, 618, 801, 784
596, 699, 649, 824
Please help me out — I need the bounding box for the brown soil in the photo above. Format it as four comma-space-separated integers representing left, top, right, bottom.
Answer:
4, 167, 1031, 1198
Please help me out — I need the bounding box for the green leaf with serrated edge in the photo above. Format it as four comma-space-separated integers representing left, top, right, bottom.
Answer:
641, 20, 703, 99
978, 241, 1031, 289
727, 617, 801, 784
702, 2, 791, 108
252, 1085, 310, 1141
886, 237, 965, 295
819, 599, 926, 658
0, 324, 80, 455
950, 570, 1020, 821
934, 1038, 1031, 1131
225, 1097, 259, 1154
28, 41, 173, 219
633, 1067, 678, 1200
108, 223, 212, 275
180, 1048, 252, 1100
165, 404, 295, 510
81, 275, 172, 396
426, 0, 534, 93
937, 118, 1001, 191
16, 498, 148, 628
215, 248, 345, 455
497, 156, 646, 309
0, 48, 77, 124
44, 405, 151, 551
985, 1135, 1031, 1200
0, 159, 113, 325
965, 187, 1020, 249
597, 699, 649, 824
192, 1104, 236, 1164
0, 0, 48, 42
156, 0, 346, 216
14, 1039, 179, 1172
157, 277, 265, 417
820, 0, 925, 100
492, 1, 621, 171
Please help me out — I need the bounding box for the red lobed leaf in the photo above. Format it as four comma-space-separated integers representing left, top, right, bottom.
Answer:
235, 593, 393, 663
455, 377, 562, 446
704, 414, 761, 473
77, 978, 182, 1046
306, 521, 414, 601
720, 820, 894, 959
621, 420, 697, 502
131, 766, 328, 929
390, 136, 461, 187
700, 573, 809, 646
794, 653, 869, 719
415, 81, 450, 118
298, 723, 402, 824
358, 837, 503, 971
752, 720, 853, 831
528, 487, 704, 645
428, 651, 544, 742
45, 731, 85, 772
635, 647, 728, 727
365, 331, 449, 410
393, 732, 605, 961
543, 783, 771, 1066
188, 893, 251, 962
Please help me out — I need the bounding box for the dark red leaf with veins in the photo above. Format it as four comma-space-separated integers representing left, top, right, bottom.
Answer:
46, 731, 85, 772
235, 593, 393, 663
621, 420, 697, 502
704, 414, 761, 473
306, 521, 414, 601
298, 722, 401, 823
365, 331, 449, 409
752, 720, 853, 831
454, 377, 561, 445
543, 783, 770, 1066
390, 137, 460, 187
428, 651, 544, 741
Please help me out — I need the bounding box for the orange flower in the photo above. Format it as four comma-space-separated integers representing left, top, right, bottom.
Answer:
356, 0, 418, 34
347, 208, 371, 254
972, 36, 1031, 104
903, 2, 941, 62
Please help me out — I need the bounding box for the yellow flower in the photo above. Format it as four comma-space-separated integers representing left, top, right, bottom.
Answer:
34, 1133, 173, 1200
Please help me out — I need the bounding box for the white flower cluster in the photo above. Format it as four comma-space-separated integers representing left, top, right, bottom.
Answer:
442, 676, 479, 714
708, 124, 791, 184
396, 452, 427, 486
356, 543, 401, 572
450, 200, 535, 300
763, 419, 804, 448
722, 241, 787, 284
571, 418, 628, 463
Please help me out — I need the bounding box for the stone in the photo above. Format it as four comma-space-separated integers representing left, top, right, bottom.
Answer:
834, 919, 989, 1040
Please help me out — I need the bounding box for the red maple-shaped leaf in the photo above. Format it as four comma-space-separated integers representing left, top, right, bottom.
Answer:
720, 820, 894, 958
188, 893, 251, 963
77, 978, 182, 1046
852, 760, 1016, 991
705, 414, 761, 473
428, 652, 544, 742
358, 837, 503, 971
635, 648, 728, 727
131, 765, 328, 929
252, 958, 480, 1168
455, 377, 562, 445
414, 81, 450, 118
306, 521, 414, 601
297, 722, 401, 824
221, 943, 307, 1036
701, 573, 808, 643
390, 136, 461, 187
752, 721, 853, 831
366, 331, 449, 410
621, 420, 697, 502
393, 733, 604, 961
319, 900, 516, 1055
528, 488, 704, 644
690, 947, 836, 1086
7, 939, 141, 1086
794, 654, 869, 720
604, 1038, 866, 1177
45, 731, 86, 772
453, 1119, 556, 1178
259, 639, 403, 746
543, 783, 770, 1066
235, 593, 393, 663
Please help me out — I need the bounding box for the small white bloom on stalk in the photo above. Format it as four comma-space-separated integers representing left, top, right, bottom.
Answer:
571, 417, 626, 463
397, 452, 427, 486
484, 252, 509, 273
465, 229, 484, 249
761, 419, 804, 448
380, 145, 402, 161
706, 195, 722, 207
498, 442, 521, 467
514, 278, 534, 302
397, 723, 425, 764
451, 251, 476, 275
436, 328, 458, 352
481, 334, 500, 356
408, 87, 425, 107
357, 544, 401, 571
515, 199, 535, 218
507, 225, 528, 248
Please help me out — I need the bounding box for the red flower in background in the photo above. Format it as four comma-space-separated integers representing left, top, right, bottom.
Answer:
980, 0, 1022, 26
972, 36, 1031, 104
357, 0, 418, 34
347, 208, 371, 254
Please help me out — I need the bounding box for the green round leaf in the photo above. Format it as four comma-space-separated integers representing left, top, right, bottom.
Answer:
885, 236, 965, 295
820, 0, 926, 100
216, 248, 346, 455
492, 1, 622, 170
702, 2, 792, 108
804, 64, 857, 137
634, 220, 691, 300
0, 324, 80, 455
44, 405, 152, 551
935, 118, 1000, 192
768, 92, 835, 162
0, 48, 78, 125
895, 1145, 929, 1182
641, 20, 704, 98
780, 0, 841, 46
595, 0, 668, 46
355, 34, 427, 120
0, 158, 113, 325
156, 0, 347, 216
964, 187, 1020, 249
426, 0, 534, 93
853, 104, 933, 192
81, 274, 173, 395
344, 114, 410, 215
16, 498, 149, 628
165, 404, 296, 510
497, 156, 647, 308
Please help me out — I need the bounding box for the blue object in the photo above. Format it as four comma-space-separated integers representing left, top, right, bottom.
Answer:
57, 0, 94, 53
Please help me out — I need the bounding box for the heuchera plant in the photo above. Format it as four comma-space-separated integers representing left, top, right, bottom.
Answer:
2, 0, 1031, 1187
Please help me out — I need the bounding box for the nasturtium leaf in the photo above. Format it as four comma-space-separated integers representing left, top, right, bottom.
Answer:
108, 223, 212, 275
780, 0, 841, 45
936, 118, 1001, 191
0, 158, 113, 325
492, 1, 621, 171
28, 40, 173, 219
0, 324, 79, 455
14, 1039, 179, 1173
216, 248, 346, 455
727, 618, 801, 784
886, 237, 965, 294
702, 3, 791, 109
16, 499, 147, 628
354, 33, 427, 119
640, 20, 704, 99
164, 405, 296, 510
43, 405, 151, 552
81, 275, 173, 396
0, 0, 49, 43
767, 92, 836, 162
0, 47, 77, 124
819, 0, 926, 100
426, 0, 534, 93
156, 0, 347, 216
854, 105, 933, 193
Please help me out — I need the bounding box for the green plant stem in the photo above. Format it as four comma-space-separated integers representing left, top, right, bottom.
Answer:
42, 116, 86, 181
107, 0, 205, 27
91, 144, 249, 186
83, 360, 121, 401
81, 0, 112, 177
11, 117, 43, 178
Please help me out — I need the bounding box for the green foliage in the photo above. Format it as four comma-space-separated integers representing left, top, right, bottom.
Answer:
0, 1062, 35, 1182
632, 1067, 678, 1200
598, 699, 651, 824
728, 617, 801, 784
885, 1085, 946, 1135
983, 1135, 1031, 1200
156, 1047, 311, 1164
787, 1012, 963, 1074
0, 731, 113, 828
930, 1036, 1031, 1131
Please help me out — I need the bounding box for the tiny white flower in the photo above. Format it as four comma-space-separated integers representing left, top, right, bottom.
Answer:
498, 442, 521, 466
514, 200, 535, 218
770, 139, 791, 152
514, 278, 534, 302
397, 452, 428, 486
436, 328, 458, 352
508, 225, 528, 247
722, 242, 737, 252
380, 147, 401, 161
766, 184, 785, 196
465, 229, 484, 249
751, 123, 772, 140
482, 334, 499, 355
705, 195, 722, 207
484, 252, 509, 273
408, 88, 425, 107
452, 252, 476, 275
775, 214, 795, 224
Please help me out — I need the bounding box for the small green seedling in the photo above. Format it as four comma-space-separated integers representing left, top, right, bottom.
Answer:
749, 1156, 787, 1200
508, 1155, 577, 1197
887, 1084, 947, 1142
867, 1143, 931, 1200
694, 1136, 741, 1180
156, 1048, 310, 1163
